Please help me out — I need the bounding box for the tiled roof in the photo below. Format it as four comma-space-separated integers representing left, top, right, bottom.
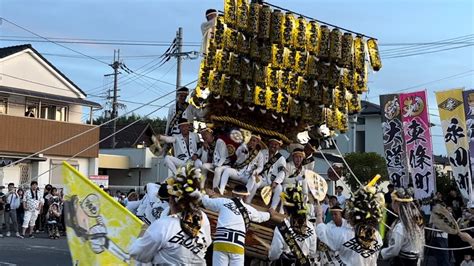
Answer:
99, 122, 156, 149
0, 44, 88, 97
360, 100, 381, 115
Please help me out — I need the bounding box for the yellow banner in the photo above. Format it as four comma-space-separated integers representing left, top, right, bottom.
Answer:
62, 162, 144, 265
436, 88, 472, 200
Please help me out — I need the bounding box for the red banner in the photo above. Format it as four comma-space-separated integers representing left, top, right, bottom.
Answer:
400, 91, 435, 201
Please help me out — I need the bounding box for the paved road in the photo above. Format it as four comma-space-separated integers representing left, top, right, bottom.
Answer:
0, 233, 71, 266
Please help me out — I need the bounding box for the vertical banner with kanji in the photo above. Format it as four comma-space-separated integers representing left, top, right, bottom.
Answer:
380, 94, 409, 188
400, 91, 435, 200
436, 88, 472, 200
463, 90, 474, 193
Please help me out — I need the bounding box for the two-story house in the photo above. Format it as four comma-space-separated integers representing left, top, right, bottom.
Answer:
0, 44, 101, 188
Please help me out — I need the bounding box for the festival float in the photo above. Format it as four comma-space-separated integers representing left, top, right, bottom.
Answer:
167, 0, 381, 260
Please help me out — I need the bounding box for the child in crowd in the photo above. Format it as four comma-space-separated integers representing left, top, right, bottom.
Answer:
461, 255, 474, 266
46, 203, 61, 239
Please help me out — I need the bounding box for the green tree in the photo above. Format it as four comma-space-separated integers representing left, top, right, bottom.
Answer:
343, 152, 388, 190
89, 113, 167, 134
436, 171, 455, 197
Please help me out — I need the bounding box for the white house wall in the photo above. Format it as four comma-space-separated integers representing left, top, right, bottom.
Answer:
34, 156, 97, 187
364, 116, 384, 156
0, 50, 82, 98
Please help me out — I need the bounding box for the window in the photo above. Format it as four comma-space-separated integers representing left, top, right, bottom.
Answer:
25, 101, 38, 117
356, 131, 366, 152
0, 98, 7, 114
39, 102, 68, 121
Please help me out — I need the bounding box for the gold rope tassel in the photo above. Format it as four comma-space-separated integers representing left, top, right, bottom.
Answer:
210, 115, 291, 144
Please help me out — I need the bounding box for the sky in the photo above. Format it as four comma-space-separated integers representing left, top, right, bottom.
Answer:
0, 0, 473, 156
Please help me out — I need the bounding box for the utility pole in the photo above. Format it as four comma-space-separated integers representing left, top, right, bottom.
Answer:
176, 27, 183, 93
110, 49, 121, 149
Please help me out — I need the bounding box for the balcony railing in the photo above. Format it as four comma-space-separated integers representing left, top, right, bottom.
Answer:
0, 114, 99, 158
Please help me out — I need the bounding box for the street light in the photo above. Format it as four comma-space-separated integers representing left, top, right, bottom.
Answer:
349, 114, 358, 153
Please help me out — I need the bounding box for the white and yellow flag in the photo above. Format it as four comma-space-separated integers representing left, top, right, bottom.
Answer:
62, 162, 144, 265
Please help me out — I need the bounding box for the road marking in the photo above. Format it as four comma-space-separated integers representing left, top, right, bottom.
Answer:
0, 262, 17, 266
30, 245, 69, 252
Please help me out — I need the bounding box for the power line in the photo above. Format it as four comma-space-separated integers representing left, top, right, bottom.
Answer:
0, 35, 202, 44
0, 17, 110, 65
368, 70, 474, 99
1, 78, 198, 169
0, 38, 201, 47
380, 34, 474, 54
382, 43, 474, 59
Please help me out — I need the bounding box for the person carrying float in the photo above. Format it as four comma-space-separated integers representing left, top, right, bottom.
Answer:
217, 134, 265, 195
246, 138, 286, 210
315, 178, 384, 266
202, 185, 271, 266
269, 185, 317, 266
130, 166, 211, 265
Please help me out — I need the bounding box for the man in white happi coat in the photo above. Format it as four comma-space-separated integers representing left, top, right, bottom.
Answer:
200, 9, 217, 55
160, 118, 200, 174
269, 186, 317, 265
316, 205, 348, 265
130, 170, 211, 265
246, 138, 286, 210
202, 185, 271, 266
217, 135, 264, 195
165, 87, 189, 136
315, 192, 383, 266
197, 128, 230, 190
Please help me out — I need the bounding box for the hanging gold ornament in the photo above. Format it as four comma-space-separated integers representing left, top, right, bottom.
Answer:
224, 0, 237, 27
260, 44, 272, 65
271, 44, 284, 69
266, 66, 279, 88
318, 61, 330, 87
277, 92, 290, 114
240, 57, 252, 80
287, 72, 299, 95
281, 12, 295, 47
250, 38, 261, 60
367, 38, 382, 71
328, 63, 341, 88
354, 35, 366, 74
253, 63, 265, 84
197, 61, 209, 88
305, 54, 318, 78
247, 2, 261, 37
270, 9, 284, 44
297, 76, 308, 98
293, 16, 307, 51
243, 83, 255, 105
329, 28, 342, 64
306, 20, 320, 55
259, 5, 271, 40
254, 85, 267, 106
237, 32, 249, 55
231, 79, 244, 101
229, 52, 240, 76
214, 16, 226, 50
278, 70, 290, 93
236, 0, 249, 32
340, 33, 353, 68
295, 51, 307, 75
216, 50, 229, 73
301, 102, 313, 122
224, 28, 238, 51
205, 44, 217, 69
220, 74, 233, 97
266, 87, 279, 111
208, 70, 221, 94
289, 98, 302, 119
283, 47, 296, 70
319, 25, 330, 61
